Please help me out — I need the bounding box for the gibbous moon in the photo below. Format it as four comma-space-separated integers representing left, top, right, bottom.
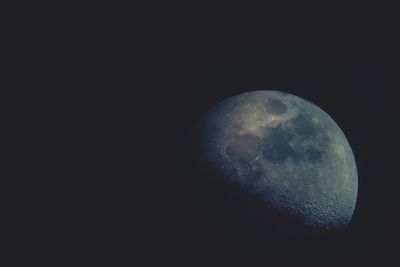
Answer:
195, 90, 358, 231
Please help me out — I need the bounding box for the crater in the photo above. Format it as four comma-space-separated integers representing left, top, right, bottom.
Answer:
265, 99, 287, 114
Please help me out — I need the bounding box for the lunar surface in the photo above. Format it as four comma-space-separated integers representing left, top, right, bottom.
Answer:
195, 90, 358, 231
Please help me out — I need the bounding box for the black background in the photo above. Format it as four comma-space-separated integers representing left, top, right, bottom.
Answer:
15, 3, 399, 266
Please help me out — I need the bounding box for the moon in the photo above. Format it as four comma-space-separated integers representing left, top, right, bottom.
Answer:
194, 90, 358, 231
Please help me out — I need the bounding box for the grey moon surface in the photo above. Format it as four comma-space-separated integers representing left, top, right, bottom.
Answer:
196, 90, 358, 230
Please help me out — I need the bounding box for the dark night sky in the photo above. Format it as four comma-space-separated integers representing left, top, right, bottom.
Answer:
130, 13, 398, 264
20, 3, 399, 265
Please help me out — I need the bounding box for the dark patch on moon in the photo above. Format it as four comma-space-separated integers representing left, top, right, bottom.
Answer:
225, 134, 260, 163
291, 114, 317, 137
261, 121, 322, 163
265, 99, 287, 114
261, 125, 296, 162
305, 147, 323, 161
